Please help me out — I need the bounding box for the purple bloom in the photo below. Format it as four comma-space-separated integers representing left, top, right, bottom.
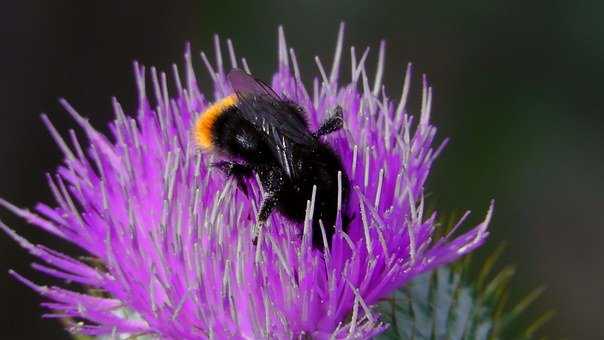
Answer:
1, 25, 492, 339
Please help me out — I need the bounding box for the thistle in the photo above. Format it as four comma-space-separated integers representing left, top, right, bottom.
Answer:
1, 24, 492, 338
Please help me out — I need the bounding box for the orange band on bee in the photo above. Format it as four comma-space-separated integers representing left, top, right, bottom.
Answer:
193, 95, 237, 150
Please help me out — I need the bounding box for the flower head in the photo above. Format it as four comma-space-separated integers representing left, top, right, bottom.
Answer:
1, 24, 492, 339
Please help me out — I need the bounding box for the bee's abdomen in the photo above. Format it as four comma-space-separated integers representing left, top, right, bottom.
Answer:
277, 144, 350, 248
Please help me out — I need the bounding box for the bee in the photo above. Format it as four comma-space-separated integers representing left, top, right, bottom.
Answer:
193, 69, 351, 249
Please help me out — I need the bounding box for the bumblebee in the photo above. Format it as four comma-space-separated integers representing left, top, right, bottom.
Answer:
194, 69, 350, 249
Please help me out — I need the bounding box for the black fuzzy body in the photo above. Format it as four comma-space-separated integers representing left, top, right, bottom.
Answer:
211, 102, 350, 248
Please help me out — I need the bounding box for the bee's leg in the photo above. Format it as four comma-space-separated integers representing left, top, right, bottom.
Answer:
315, 105, 343, 137
253, 192, 279, 245
211, 161, 253, 196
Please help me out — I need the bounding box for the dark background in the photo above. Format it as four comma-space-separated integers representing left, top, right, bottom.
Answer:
1, 1, 602, 338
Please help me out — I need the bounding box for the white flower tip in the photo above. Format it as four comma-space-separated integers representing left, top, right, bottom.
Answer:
479, 199, 496, 233
338, 21, 346, 34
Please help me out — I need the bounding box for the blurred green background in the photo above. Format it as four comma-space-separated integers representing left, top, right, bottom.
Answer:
1, 1, 602, 338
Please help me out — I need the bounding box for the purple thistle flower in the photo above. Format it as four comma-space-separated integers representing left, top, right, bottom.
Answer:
1, 24, 493, 339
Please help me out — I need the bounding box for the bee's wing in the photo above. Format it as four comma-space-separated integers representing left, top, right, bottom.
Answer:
227, 68, 280, 102
227, 69, 315, 177
227, 69, 313, 144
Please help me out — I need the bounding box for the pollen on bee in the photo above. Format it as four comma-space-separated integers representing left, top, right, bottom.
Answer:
193, 94, 237, 150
